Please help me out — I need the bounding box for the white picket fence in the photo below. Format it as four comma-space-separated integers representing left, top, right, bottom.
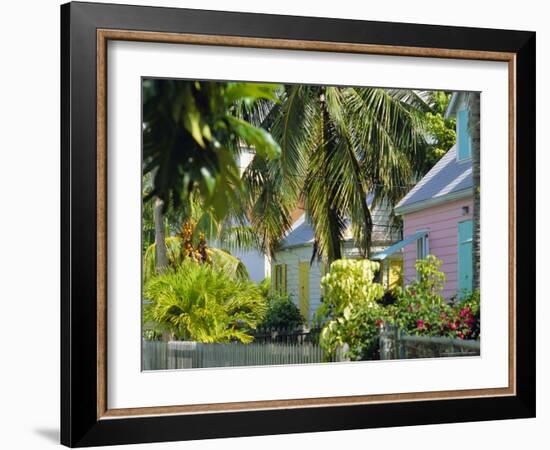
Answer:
142, 339, 337, 370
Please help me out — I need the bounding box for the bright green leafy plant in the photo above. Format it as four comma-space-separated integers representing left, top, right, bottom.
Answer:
143, 260, 267, 343
318, 259, 386, 360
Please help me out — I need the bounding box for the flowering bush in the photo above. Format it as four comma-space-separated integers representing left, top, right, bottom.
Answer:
319, 256, 480, 362
391, 256, 479, 340
448, 290, 480, 340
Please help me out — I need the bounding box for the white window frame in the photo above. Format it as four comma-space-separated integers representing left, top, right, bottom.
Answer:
416, 230, 430, 260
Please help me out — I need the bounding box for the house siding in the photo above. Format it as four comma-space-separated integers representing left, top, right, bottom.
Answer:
402, 197, 473, 299
272, 245, 323, 324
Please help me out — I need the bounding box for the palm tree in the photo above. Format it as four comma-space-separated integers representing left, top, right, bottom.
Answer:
242, 85, 430, 263
142, 80, 282, 275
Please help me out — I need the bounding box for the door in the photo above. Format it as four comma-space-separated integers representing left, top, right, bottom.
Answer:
458, 220, 473, 295
298, 262, 310, 321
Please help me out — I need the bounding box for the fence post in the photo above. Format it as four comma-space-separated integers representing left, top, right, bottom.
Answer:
379, 323, 391, 360
397, 328, 406, 359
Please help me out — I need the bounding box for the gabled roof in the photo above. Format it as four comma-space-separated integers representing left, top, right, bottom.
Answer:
394, 145, 473, 215
279, 214, 315, 249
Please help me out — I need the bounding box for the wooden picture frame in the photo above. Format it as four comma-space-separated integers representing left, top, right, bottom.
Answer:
61, 1, 535, 447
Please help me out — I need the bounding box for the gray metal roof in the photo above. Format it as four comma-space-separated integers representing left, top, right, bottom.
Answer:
394, 145, 473, 214
279, 215, 315, 249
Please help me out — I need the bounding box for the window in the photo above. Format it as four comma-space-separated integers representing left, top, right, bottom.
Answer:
273, 264, 287, 294
457, 109, 472, 161
416, 233, 429, 260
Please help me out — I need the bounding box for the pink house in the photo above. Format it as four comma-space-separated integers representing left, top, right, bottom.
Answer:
373, 93, 475, 299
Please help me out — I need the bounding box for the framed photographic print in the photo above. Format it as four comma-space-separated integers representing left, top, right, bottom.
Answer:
60, 1, 536, 447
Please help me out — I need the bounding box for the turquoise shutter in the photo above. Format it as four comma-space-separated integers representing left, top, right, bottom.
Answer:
458, 220, 473, 296
457, 109, 471, 160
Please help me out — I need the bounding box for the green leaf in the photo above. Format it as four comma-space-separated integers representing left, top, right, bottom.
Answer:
183, 109, 205, 148
226, 116, 281, 160
200, 167, 216, 195
343, 305, 352, 321
225, 83, 281, 105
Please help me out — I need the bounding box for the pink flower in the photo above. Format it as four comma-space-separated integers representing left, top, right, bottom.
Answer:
449, 322, 457, 331
457, 331, 464, 340
417, 320, 424, 330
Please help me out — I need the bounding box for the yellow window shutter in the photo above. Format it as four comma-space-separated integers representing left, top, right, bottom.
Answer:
274, 264, 280, 293
298, 262, 310, 320
282, 264, 287, 294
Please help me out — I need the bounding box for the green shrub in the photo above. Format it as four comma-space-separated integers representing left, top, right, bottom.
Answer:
260, 294, 305, 330
143, 259, 267, 343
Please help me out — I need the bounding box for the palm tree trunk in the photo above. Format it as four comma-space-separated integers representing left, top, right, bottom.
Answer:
153, 196, 168, 272
469, 94, 481, 291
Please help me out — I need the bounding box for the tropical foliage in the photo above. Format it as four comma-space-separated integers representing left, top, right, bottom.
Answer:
417, 91, 456, 174
143, 235, 250, 283
143, 79, 282, 220
144, 260, 267, 343
241, 86, 450, 262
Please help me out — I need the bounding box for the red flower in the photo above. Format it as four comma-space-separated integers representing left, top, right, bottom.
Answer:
457, 331, 464, 339
449, 322, 457, 331
375, 319, 384, 327
417, 320, 424, 330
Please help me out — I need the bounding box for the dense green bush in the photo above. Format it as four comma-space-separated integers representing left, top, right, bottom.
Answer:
260, 293, 305, 330
143, 259, 267, 343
